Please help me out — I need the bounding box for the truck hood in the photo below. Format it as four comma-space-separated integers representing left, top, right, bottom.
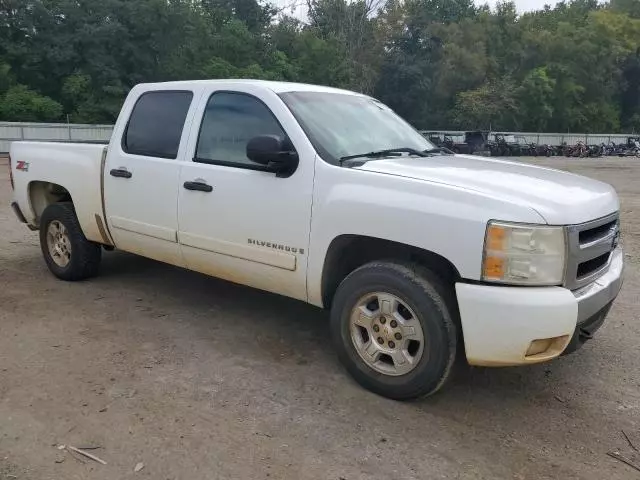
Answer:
357, 154, 618, 225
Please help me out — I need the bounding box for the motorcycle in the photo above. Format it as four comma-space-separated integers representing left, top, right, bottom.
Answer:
540, 144, 554, 157
587, 145, 602, 157
573, 141, 588, 158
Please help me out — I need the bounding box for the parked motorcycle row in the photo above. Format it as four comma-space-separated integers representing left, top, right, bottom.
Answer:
424, 131, 640, 158
558, 140, 640, 158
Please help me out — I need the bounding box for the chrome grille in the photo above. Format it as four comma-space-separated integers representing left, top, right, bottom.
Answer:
565, 212, 619, 290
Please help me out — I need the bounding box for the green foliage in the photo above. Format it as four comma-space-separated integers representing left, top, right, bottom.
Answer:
375, 0, 640, 131
0, 85, 63, 122
612, 0, 640, 18
0, 62, 13, 94
452, 77, 518, 129
517, 68, 556, 131
0, 0, 638, 132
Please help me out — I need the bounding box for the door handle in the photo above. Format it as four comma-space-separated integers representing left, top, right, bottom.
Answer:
110, 168, 132, 179
183, 180, 213, 192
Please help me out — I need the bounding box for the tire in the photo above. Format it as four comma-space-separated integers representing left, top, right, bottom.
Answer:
39, 202, 102, 281
330, 261, 457, 400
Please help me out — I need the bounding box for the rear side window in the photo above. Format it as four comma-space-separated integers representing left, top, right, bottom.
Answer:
123, 91, 193, 159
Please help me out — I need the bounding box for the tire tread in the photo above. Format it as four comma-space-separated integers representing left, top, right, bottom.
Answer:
331, 260, 458, 400
39, 202, 101, 281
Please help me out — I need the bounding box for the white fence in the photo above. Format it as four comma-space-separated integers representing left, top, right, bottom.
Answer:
0, 121, 636, 153
421, 130, 635, 147
0, 122, 113, 153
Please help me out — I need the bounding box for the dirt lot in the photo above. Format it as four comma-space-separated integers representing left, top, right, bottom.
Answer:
0, 156, 639, 480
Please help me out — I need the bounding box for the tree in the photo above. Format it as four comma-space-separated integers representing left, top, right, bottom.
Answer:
0, 0, 638, 133
406, 0, 477, 25
0, 85, 62, 121
517, 68, 556, 131
306, 0, 385, 92
451, 77, 518, 129
203, 0, 277, 32
621, 48, 640, 130
612, 0, 640, 18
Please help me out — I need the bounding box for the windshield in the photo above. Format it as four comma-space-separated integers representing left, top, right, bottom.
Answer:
279, 91, 434, 164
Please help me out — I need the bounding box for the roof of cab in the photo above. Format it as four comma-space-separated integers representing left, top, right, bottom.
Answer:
138, 79, 364, 96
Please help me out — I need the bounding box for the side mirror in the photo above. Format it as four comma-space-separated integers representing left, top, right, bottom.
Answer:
246, 135, 299, 177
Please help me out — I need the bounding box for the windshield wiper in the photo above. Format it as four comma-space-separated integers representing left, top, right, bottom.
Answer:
423, 147, 454, 155
339, 147, 428, 164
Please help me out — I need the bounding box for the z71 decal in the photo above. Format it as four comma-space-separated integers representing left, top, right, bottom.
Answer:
15, 161, 29, 172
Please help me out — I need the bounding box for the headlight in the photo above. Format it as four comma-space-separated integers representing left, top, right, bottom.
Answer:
482, 221, 566, 285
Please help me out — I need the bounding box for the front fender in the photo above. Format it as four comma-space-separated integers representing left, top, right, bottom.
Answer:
306, 161, 545, 306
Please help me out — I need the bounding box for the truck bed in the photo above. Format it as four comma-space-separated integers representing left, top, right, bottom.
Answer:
10, 141, 109, 244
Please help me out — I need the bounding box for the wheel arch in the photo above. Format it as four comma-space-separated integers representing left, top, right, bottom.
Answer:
27, 180, 111, 246
28, 181, 73, 226
320, 234, 461, 309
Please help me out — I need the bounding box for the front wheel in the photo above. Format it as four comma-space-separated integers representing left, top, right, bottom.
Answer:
330, 262, 457, 400
39, 202, 102, 281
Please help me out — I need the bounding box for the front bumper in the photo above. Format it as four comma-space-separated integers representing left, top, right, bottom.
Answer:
455, 247, 624, 366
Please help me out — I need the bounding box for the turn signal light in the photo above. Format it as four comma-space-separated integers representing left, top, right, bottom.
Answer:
485, 224, 506, 250
483, 256, 504, 278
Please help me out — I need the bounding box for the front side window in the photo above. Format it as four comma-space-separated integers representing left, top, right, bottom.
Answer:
279, 92, 434, 164
123, 91, 193, 159
195, 92, 287, 166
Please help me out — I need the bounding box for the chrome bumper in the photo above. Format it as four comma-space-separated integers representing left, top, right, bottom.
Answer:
573, 247, 624, 323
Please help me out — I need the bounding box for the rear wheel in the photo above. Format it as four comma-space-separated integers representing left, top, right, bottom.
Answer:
330, 261, 457, 400
39, 202, 102, 281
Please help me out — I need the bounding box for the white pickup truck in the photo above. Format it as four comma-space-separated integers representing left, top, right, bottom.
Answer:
9, 80, 624, 399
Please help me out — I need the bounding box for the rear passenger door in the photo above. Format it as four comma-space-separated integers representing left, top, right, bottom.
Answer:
104, 88, 199, 266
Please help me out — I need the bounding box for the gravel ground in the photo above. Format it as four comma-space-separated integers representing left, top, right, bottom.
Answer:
0, 155, 639, 480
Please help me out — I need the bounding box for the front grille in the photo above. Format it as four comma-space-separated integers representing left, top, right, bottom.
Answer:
577, 253, 610, 278
565, 213, 619, 290
579, 219, 617, 245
